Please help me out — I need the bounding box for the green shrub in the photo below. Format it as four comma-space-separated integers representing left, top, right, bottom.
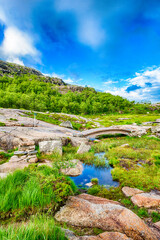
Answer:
0, 122, 5, 126
91, 178, 99, 185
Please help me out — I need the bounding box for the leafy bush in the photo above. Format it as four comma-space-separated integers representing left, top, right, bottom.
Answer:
91, 178, 99, 185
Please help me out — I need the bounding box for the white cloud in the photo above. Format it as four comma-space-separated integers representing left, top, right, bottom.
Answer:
105, 67, 160, 103
51, 73, 65, 79
128, 67, 160, 87
0, 6, 40, 65
104, 79, 118, 85
0, 27, 39, 58
6, 57, 24, 66
54, 0, 106, 48
64, 77, 74, 84
43, 72, 65, 79
106, 87, 145, 101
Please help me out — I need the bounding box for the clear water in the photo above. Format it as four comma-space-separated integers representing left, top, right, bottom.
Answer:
70, 152, 119, 189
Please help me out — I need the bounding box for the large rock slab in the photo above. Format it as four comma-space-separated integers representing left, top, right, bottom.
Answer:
60, 159, 83, 176
122, 187, 144, 197
64, 231, 132, 240
70, 137, 88, 147
79, 232, 132, 240
152, 125, 160, 134
77, 142, 91, 154
131, 192, 160, 208
55, 194, 157, 240
39, 140, 62, 155
0, 162, 29, 173
154, 221, 160, 231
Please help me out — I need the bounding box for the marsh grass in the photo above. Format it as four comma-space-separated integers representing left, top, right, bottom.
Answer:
0, 215, 67, 240
111, 165, 160, 191
0, 165, 76, 220
75, 152, 107, 167
105, 147, 155, 161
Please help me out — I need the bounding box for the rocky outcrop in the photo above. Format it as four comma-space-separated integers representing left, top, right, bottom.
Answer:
70, 137, 88, 147
0, 60, 42, 76
0, 109, 78, 150
55, 194, 157, 240
79, 232, 132, 240
60, 121, 73, 129
131, 192, 160, 208
64, 229, 132, 240
0, 60, 66, 85
122, 187, 144, 197
122, 187, 160, 208
154, 221, 160, 231
0, 162, 29, 173
77, 142, 91, 154
39, 140, 62, 155
60, 159, 83, 176
152, 125, 160, 135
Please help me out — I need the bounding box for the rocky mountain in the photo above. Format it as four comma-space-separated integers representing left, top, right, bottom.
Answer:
0, 60, 66, 86
0, 60, 87, 93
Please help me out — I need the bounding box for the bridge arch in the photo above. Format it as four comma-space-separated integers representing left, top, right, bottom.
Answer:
81, 128, 132, 138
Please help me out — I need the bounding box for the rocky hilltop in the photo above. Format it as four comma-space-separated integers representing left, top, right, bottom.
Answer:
0, 60, 86, 92
0, 60, 67, 86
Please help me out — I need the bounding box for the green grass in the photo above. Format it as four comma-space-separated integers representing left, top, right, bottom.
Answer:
0, 122, 5, 126
0, 165, 76, 221
151, 211, 160, 223
111, 165, 160, 191
24, 112, 97, 130
0, 215, 67, 240
90, 114, 160, 127
0, 151, 13, 165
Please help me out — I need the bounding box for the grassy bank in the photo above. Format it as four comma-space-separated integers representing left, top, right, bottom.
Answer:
0, 164, 76, 222
0, 215, 67, 240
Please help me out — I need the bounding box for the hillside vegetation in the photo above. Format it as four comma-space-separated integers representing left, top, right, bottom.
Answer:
0, 60, 159, 114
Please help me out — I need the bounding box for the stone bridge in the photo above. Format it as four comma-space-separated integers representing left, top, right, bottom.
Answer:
80, 127, 133, 138
80, 125, 146, 138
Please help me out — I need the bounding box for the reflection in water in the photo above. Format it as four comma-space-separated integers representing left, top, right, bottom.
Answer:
70, 152, 119, 189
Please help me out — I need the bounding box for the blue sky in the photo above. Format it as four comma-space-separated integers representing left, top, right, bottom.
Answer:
0, 0, 160, 102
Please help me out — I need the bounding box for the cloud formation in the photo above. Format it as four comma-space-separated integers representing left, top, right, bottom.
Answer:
54, 0, 106, 48
105, 67, 160, 102
0, 5, 40, 65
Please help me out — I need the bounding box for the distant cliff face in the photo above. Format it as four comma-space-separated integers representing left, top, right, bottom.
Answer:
0, 60, 42, 76
0, 60, 66, 86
